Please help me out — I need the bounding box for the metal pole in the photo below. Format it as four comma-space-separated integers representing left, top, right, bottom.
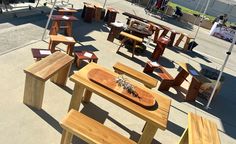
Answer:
103, 0, 107, 9
41, 0, 57, 40
206, 32, 236, 109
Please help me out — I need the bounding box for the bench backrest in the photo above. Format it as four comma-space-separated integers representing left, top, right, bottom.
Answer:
24, 51, 74, 81
60, 110, 136, 144
113, 62, 157, 88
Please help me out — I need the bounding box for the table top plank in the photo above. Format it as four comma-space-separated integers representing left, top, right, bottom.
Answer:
24, 52, 74, 81
70, 63, 171, 130
188, 113, 220, 144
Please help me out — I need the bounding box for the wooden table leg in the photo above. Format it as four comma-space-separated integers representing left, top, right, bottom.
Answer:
65, 21, 73, 37
132, 41, 137, 57
60, 130, 73, 144
68, 83, 85, 111
183, 37, 191, 51
83, 89, 92, 103
50, 62, 72, 85
178, 128, 188, 144
174, 34, 184, 47
23, 74, 45, 110
138, 122, 158, 144
185, 78, 201, 101
67, 43, 75, 56
173, 69, 189, 86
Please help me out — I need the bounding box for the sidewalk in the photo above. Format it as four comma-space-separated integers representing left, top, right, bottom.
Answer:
0, 0, 235, 143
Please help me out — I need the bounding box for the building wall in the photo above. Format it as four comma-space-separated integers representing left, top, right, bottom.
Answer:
171, 0, 236, 22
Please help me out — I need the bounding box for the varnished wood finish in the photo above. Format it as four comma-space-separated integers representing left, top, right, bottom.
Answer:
174, 33, 194, 50
117, 32, 143, 57
151, 37, 170, 60
94, 5, 102, 21
69, 63, 171, 144
23, 52, 73, 109
179, 113, 220, 144
157, 66, 174, 91
48, 35, 76, 56
113, 62, 157, 89
60, 109, 136, 144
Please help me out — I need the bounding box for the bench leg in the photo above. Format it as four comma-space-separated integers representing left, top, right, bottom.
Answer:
61, 130, 73, 144
138, 122, 158, 144
69, 83, 85, 111
173, 69, 189, 86
50, 63, 72, 86
185, 78, 201, 101
117, 37, 128, 53
178, 128, 188, 144
132, 41, 137, 57
23, 74, 45, 110
183, 37, 191, 51
174, 34, 184, 47
82, 89, 92, 103
158, 80, 173, 91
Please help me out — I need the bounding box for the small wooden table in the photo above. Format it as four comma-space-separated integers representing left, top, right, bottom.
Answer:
49, 15, 78, 36
74, 51, 98, 67
56, 8, 77, 15
23, 52, 74, 109
173, 62, 210, 101
69, 63, 171, 144
31, 48, 52, 61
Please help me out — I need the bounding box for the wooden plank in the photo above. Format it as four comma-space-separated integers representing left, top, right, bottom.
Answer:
50, 35, 76, 43
60, 110, 136, 144
120, 32, 143, 43
24, 52, 74, 81
113, 62, 157, 89
70, 63, 171, 130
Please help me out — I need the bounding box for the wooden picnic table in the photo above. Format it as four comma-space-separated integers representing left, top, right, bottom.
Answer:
68, 62, 171, 144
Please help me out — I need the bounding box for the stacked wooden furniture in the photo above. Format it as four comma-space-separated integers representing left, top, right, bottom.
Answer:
60, 109, 136, 144
174, 33, 194, 50
178, 112, 220, 144
117, 31, 143, 57
23, 52, 74, 109
113, 62, 158, 89
48, 35, 76, 56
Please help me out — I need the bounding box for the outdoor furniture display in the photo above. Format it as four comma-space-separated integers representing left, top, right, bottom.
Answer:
81, 2, 95, 23
94, 4, 102, 21
117, 31, 143, 57
68, 63, 171, 144
160, 62, 211, 101
23, 52, 73, 109
56, 7, 77, 15
31, 48, 52, 61
107, 22, 124, 42
48, 35, 76, 56
151, 36, 170, 60
74, 51, 98, 67
113, 62, 158, 89
49, 15, 78, 36
178, 112, 220, 144
104, 8, 119, 25
60, 109, 136, 144
174, 33, 194, 50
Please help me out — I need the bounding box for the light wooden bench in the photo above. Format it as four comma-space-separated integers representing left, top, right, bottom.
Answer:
157, 66, 174, 91
117, 31, 143, 57
174, 33, 194, 51
178, 112, 220, 144
60, 109, 136, 144
113, 62, 157, 89
23, 52, 74, 110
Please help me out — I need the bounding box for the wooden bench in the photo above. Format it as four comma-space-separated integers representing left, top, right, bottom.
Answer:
157, 66, 174, 91
113, 62, 157, 89
178, 112, 220, 144
60, 109, 136, 144
23, 52, 74, 110
174, 33, 194, 51
117, 31, 143, 57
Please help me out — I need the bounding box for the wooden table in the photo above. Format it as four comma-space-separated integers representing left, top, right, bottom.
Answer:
74, 51, 98, 67
68, 63, 171, 144
49, 15, 78, 36
56, 8, 77, 15
173, 62, 210, 101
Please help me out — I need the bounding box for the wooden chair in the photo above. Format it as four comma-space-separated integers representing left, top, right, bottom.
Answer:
60, 109, 136, 144
23, 52, 74, 110
174, 33, 194, 50
178, 112, 220, 144
113, 62, 157, 89
117, 31, 143, 57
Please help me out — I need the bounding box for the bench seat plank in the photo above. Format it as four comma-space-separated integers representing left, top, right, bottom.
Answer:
113, 62, 157, 88
60, 109, 136, 144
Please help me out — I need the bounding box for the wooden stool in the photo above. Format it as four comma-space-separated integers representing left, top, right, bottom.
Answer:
151, 37, 170, 60
143, 61, 160, 73
82, 2, 95, 23
178, 113, 220, 144
94, 5, 102, 21
104, 8, 119, 25
23, 52, 74, 110
117, 31, 143, 57
49, 15, 78, 36
107, 22, 124, 42
31, 48, 52, 61
74, 51, 98, 67
174, 33, 194, 50
48, 35, 76, 56
60, 109, 136, 144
